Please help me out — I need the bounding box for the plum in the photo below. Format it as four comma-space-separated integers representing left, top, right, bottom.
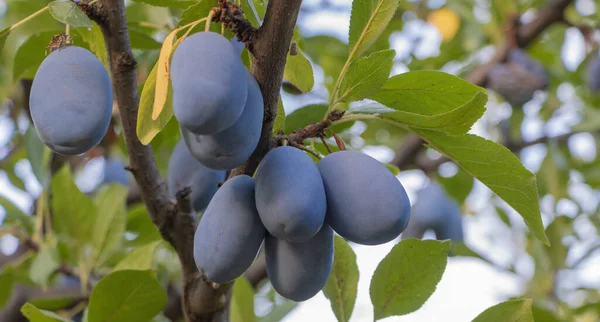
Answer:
588, 53, 600, 94
265, 225, 333, 302
487, 48, 548, 106
181, 70, 263, 170
167, 139, 226, 212
193, 175, 266, 284
403, 182, 464, 243
30, 46, 113, 155
171, 31, 247, 134
102, 158, 130, 185
317, 151, 411, 245
254, 146, 326, 242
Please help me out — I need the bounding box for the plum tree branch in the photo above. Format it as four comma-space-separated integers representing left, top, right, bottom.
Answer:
392, 0, 575, 171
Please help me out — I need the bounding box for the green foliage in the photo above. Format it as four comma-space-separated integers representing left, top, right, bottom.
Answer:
348, 0, 400, 61
322, 236, 359, 322
87, 270, 167, 322
47, 1, 93, 28
471, 299, 534, 322
370, 239, 451, 320
230, 277, 256, 322
113, 240, 162, 271
20, 303, 69, 322
336, 49, 395, 103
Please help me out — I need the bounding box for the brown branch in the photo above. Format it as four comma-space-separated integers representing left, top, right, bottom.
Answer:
392, 0, 574, 171
275, 110, 345, 146
229, 0, 305, 178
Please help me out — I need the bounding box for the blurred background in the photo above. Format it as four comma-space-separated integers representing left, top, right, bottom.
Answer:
1, 0, 600, 321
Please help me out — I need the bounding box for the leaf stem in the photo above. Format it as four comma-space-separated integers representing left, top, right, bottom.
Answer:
205, 10, 216, 32
7, 6, 49, 33
331, 114, 380, 126
290, 142, 322, 159
87, 0, 101, 5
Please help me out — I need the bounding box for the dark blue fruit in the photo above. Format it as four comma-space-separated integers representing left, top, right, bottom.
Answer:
317, 151, 411, 245
181, 70, 263, 170
171, 31, 247, 134
231, 36, 244, 56
30, 46, 113, 155
255, 146, 326, 242
167, 140, 226, 212
588, 52, 600, 94
402, 182, 464, 243
487, 48, 548, 106
265, 225, 333, 302
193, 175, 266, 284
102, 158, 130, 185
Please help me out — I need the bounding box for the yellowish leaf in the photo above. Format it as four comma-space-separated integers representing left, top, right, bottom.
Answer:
152, 29, 178, 121
427, 8, 460, 42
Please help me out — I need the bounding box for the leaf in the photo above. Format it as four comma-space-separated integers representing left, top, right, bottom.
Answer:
178, 0, 217, 27
113, 241, 161, 271
283, 47, 314, 93
153, 28, 178, 121
126, 205, 162, 246
230, 277, 256, 322
25, 125, 52, 188
13, 31, 58, 81
273, 97, 285, 135
131, 0, 197, 9
87, 23, 109, 69
348, 0, 400, 60
92, 184, 128, 265
370, 239, 451, 320
0, 268, 14, 307
414, 130, 550, 246
240, 0, 266, 27
51, 166, 97, 250
0, 196, 34, 234
258, 301, 298, 322
285, 104, 328, 134
137, 61, 174, 145
337, 49, 395, 103
88, 270, 167, 322
29, 247, 59, 288
472, 299, 534, 322
129, 29, 162, 49
20, 303, 69, 322
385, 164, 400, 176
322, 236, 359, 322
48, 1, 93, 28
370, 70, 488, 135
0, 27, 10, 53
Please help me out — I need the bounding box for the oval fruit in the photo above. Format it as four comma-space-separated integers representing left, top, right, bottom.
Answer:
265, 225, 333, 302
317, 151, 411, 245
171, 31, 247, 134
181, 70, 263, 170
255, 146, 326, 242
30, 46, 113, 155
167, 140, 226, 212
193, 175, 266, 284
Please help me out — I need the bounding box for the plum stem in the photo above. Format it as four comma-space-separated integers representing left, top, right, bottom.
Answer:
7, 6, 49, 32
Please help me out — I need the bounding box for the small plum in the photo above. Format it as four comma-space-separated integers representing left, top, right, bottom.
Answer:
30, 46, 113, 155
193, 175, 266, 284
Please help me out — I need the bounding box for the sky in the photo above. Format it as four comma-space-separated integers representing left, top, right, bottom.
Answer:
1, 0, 599, 321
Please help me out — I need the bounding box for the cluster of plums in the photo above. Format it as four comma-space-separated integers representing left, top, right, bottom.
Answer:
402, 182, 464, 243
169, 142, 412, 301
172, 31, 263, 171
487, 48, 548, 106
30, 46, 113, 155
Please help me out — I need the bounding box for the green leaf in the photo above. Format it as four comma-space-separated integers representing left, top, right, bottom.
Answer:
131, 0, 197, 8
337, 49, 395, 103
20, 303, 69, 322
88, 270, 167, 322
51, 166, 97, 250
472, 299, 534, 322
284, 48, 314, 93
0, 268, 14, 307
370, 239, 451, 320
414, 130, 550, 246
25, 125, 52, 188
87, 23, 109, 69
230, 277, 256, 322
48, 1, 93, 28
322, 236, 359, 322
29, 247, 60, 288
285, 104, 328, 134
0, 196, 34, 234
370, 70, 488, 135
137, 61, 174, 145
126, 204, 162, 246
13, 31, 58, 81
258, 301, 298, 322
0, 27, 10, 53
348, 0, 400, 60
437, 167, 474, 205
92, 184, 128, 265
178, 0, 218, 27
113, 241, 162, 271
240, 0, 266, 27
129, 29, 162, 49
385, 164, 400, 176
273, 97, 286, 135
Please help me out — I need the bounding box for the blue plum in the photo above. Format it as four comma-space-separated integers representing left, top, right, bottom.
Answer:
171, 31, 247, 134
102, 158, 130, 185
588, 52, 600, 94
265, 225, 333, 302
317, 151, 411, 245
402, 182, 464, 243
254, 146, 326, 242
181, 70, 263, 170
30, 46, 113, 155
193, 175, 266, 284
487, 48, 548, 106
167, 140, 226, 212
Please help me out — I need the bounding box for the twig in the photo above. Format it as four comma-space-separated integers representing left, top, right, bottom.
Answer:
290, 142, 322, 159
